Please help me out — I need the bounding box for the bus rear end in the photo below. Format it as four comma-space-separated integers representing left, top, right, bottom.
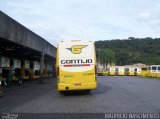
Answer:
150, 65, 157, 78
56, 41, 97, 91
157, 65, 160, 78
109, 67, 115, 76
141, 67, 148, 77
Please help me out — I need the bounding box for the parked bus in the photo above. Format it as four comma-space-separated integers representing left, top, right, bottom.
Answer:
128, 67, 135, 76
97, 69, 107, 76
134, 67, 141, 76
141, 67, 148, 77
157, 65, 160, 78
109, 67, 115, 76
124, 67, 129, 76
56, 40, 97, 92
118, 66, 125, 76
147, 65, 157, 77
115, 67, 119, 76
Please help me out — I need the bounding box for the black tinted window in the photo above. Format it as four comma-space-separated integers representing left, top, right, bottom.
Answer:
152, 67, 157, 70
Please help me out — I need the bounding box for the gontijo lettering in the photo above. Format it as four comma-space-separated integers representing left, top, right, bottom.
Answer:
61, 59, 92, 64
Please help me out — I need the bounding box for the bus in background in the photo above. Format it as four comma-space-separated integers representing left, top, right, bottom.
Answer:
128, 67, 135, 76
56, 40, 97, 92
141, 67, 148, 77
147, 65, 157, 77
109, 67, 115, 76
134, 67, 141, 76
118, 66, 125, 76
157, 65, 160, 78
97, 67, 107, 76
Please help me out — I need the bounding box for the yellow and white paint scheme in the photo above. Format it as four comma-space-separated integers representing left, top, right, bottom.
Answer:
97, 64, 107, 76
128, 67, 135, 76
141, 67, 148, 77
124, 67, 129, 76
118, 66, 125, 76
156, 65, 160, 78
109, 67, 115, 76
147, 66, 151, 77
56, 41, 97, 91
108, 66, 125, 76
134, 67, 141, 76
13, 59, 21, 81
33, 61, 40, 79
102, 70, 108, 76
21, 60, 30, 80
30, 61, 40, 79
147, 65, 157, 77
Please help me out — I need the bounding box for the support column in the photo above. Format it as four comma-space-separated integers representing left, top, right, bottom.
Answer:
0, 55, 2, 97
0, 55, 2, 80
39, 52, 45, 84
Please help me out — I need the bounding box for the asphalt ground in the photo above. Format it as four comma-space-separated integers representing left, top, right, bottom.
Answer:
0, 76, 160, 118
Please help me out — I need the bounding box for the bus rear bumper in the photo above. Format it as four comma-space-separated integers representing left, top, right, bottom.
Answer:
58, 82, 97, 91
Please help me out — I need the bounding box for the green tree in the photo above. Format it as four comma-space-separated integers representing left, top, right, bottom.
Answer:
96, 48, 115, 67
95, 37, 160, 65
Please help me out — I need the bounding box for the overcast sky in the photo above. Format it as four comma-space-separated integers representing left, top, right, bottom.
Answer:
1, 0, 160, 46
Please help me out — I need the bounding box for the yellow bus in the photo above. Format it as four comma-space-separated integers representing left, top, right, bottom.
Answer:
157, 65, 160, 78
56, 41, 97, 92
114, 66, 125, 76
109, 67, 115, 76
97, 69, 107, 76
141, 67, 148, 77
118, 66, 125, 76
147, 65, 157, 78
128, 67, 135, 76
134, 67, 141, 76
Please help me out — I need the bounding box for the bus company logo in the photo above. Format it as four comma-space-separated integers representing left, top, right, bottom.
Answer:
66, 45, 87, 54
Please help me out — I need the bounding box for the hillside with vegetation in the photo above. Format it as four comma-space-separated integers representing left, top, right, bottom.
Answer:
95, 37, 160, 66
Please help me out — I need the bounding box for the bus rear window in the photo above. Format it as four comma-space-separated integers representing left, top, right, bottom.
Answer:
152, 67, 157, 70
142, 68, 147, 70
